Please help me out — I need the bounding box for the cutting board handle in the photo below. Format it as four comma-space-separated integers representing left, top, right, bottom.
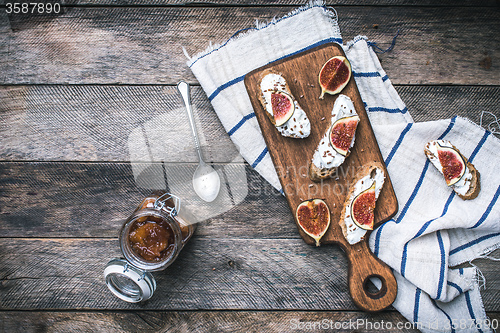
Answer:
344, 239, 397, 312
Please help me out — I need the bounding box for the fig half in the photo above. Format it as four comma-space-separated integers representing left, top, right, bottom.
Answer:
271, 91, 295, 126
329, 115, 360, 156
318, 56, 352, 99
436, 143, 466, 186
351, 182, 376, 231
296, 199, 330, 246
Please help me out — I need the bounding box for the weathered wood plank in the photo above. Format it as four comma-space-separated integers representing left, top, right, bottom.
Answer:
0, 238, 356, 310
1, 6, 498, 85
1, 85, 499, 162
0, 238, 498, 311
0, 85, 240, 162
0, 237, 500, 311
2, 310, 499, 333
397, 85, 500, 125
6, 0, 495, 6
0, 161, 292, 238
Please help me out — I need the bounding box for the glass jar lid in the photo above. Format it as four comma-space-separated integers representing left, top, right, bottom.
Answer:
104, 258, 156, 303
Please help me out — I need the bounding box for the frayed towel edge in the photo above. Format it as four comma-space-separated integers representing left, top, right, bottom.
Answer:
185, 0, 338, 68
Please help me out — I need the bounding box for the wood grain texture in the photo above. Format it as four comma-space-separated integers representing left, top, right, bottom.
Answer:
0, 85, 239, 162
1, 6, 499, 85
0, 238, 357, 310
397, 85, 500, 125
1, 85, 498, 163
245, 43, 397, 312
6, 0, 495, 6
0, 162, 292, 238
2, 310, 500, 333
0, 238, 499, 311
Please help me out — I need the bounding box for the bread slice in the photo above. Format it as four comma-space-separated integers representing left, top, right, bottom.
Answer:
339, 162, 385, 245
308, 94, 359, 182
460, 162, 480, 200
257, 69, 310, 138
308, 161, 337, 182
424, 141, 480, 200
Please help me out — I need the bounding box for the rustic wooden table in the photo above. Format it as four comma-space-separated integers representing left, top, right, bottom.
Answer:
1, 1, 499, 332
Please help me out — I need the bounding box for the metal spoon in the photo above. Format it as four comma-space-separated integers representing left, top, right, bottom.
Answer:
177, 81, 221, 202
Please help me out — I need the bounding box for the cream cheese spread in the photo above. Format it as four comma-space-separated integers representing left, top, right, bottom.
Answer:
260, 73, 310, 138
343, 168, 385, 245
425, 140, 472, 196
312, 94, 358, 169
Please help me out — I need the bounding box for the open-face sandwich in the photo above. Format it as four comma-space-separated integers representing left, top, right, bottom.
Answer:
339, 163, 385, 245
309, 94, 360, 182
424, 140, 480, 200
258, 69, 311, 139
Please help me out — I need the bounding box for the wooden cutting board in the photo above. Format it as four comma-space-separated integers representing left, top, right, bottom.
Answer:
244, 43, 398, 312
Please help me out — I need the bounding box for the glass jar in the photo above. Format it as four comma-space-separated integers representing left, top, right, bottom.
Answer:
104, 192, 195, 302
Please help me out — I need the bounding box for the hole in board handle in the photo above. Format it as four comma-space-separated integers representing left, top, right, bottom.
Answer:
363, 275, 387, 299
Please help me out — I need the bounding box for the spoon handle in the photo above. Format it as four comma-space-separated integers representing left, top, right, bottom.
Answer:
177, 81, 204, 162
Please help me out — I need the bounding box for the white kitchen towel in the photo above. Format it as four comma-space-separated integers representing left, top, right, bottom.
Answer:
186, 2, 500, 332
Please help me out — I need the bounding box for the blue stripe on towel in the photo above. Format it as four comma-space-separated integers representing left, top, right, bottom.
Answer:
400, 192, 456, 277
209, 75, 246, 101
352, 72, 389, 81
396, 160, 431, 224
228, 112, 256, 136
436, 230, 446, 300
413, 288, 421, 323
367, 106, 408, 114
465, 291, 484, 333
385, 123, 413, 166
207, 37, 342, 102
353, 71, 380, 78
447, 281, 463, 294
251, 147, 268, 168
449, 232, 500, 255
468, 131, 490, 162
271, 37, 342, 67
470, 184, 500, 229
438, 116, 457, 140
374, 122, 414, 256
432, 299, 455, 333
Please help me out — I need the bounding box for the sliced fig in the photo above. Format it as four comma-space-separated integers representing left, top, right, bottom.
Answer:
329, 115, 360, 156
296, 199, 330, 246
318, 56, 352, 99
436, 143, 466, 186
351, 182, 376, 231
271, 91, 295, 126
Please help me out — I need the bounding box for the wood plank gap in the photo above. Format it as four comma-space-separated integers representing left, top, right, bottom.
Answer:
0, 83, 202, 87
7, 3, 496, 8
0, 308, 407, 313
0, 160, 248, 165
0, 235, 306, 240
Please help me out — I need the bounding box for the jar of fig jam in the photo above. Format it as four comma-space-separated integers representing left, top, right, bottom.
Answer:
104, 192, 195, 302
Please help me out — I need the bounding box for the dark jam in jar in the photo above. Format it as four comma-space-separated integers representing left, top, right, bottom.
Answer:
136, 194, 194, 245
128, 215, 175, 262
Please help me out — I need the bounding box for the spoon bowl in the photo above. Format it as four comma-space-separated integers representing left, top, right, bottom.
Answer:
192, 161, 221, 202
177, 81, 221, 202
